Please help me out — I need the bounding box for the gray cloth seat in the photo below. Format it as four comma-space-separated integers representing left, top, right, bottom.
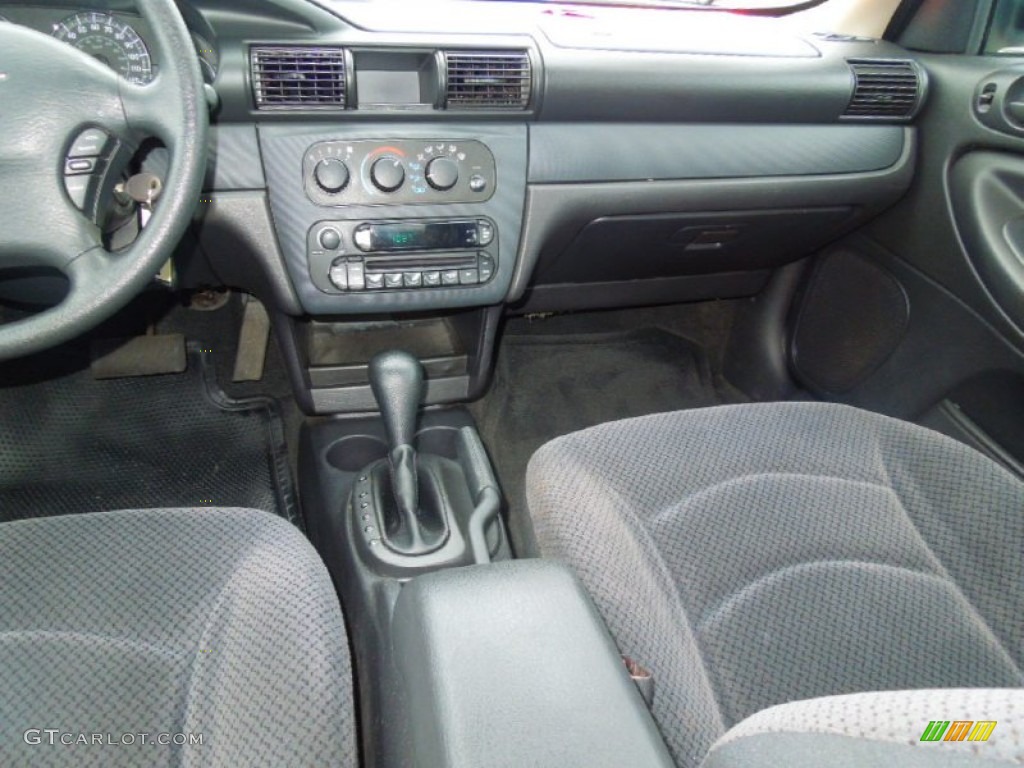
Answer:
703, 688, 1024, 768
0, 507, 357, 767
527, 402, 1024, 767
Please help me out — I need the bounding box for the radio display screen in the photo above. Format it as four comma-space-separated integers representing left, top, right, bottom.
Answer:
358, 221, 478, 252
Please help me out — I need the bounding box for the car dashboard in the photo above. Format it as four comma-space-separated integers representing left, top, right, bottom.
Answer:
0, 0, 924, 415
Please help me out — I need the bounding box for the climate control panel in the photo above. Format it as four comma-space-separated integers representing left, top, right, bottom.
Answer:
302, 139, 497, 207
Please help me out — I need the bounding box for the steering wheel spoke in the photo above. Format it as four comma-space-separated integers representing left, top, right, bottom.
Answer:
117, 78, 181, 146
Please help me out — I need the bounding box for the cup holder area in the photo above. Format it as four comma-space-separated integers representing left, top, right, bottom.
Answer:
416, 427, 460, 460
325, 435, 388, 473
325, 427, 462, 474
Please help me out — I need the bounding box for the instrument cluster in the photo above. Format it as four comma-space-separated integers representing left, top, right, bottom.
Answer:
0, 6, 218, 85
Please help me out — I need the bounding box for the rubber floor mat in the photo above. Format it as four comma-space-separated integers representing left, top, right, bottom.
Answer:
0, 346, 298, 524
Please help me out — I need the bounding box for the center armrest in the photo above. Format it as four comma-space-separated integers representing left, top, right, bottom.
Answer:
392, 560, 674, 767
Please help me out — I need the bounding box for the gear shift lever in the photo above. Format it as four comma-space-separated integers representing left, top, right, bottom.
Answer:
369, 350, 425, 545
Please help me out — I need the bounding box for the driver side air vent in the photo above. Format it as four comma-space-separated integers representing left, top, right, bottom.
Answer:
843, 59, 922, 120
443, 50, 532, 110
251, 46, 348, 110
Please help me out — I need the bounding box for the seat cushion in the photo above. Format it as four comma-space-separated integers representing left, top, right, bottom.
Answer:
0, 507, 357, 767
703, 688, 1024, 768
527, 402, 1024, 767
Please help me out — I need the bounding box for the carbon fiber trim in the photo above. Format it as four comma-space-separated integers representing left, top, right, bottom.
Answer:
528, 124, 906, 183
205, 125, 265, 191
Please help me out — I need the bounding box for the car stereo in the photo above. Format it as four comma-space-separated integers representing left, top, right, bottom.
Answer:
307, 218, 497, 294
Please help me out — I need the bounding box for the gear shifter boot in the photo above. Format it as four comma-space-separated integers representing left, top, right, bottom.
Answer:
388, 443, 419, 528
365, 452, 450, 555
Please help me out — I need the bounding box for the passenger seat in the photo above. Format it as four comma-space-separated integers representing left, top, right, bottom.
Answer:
527, 402, 1024, 766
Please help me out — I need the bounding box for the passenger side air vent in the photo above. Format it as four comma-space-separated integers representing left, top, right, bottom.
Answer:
251, 46, 347, 110
443, 50, 532, 110
844, 59, 922, 120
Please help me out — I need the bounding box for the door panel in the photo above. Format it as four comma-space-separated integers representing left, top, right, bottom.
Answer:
784, 16, 1024, 469
949, 151, 1024, 329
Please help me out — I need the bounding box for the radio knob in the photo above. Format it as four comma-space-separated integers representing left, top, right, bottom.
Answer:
425, 157, 459, 191
319, 228, 342, 251
313, 158, 350, 194
370, 156, 405, 193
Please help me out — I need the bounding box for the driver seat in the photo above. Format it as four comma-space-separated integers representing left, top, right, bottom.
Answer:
0, 507, 357, 766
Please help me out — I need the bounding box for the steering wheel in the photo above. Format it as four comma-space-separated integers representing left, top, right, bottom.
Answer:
0, 0, 207, 360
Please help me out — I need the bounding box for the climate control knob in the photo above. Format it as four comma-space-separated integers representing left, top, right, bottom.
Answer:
370, 156, 405, 193
425, 157, 459, 191
313, 158, 350, 194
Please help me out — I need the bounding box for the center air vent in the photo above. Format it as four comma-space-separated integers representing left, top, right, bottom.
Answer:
844, 59, 922, 120
251, 46, 347, 110
443, 50, 531, 110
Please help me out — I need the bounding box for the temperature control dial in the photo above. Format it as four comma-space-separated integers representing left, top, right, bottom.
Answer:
370, 157, 405, 193
314, 159, 350, 194
425, 157, 459, 191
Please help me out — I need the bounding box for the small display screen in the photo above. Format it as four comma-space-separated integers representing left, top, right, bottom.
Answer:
356, 69, 422, 106
363, 222, 478, 252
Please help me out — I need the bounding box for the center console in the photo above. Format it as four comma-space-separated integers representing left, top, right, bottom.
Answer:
300, 348, 669, 768
258, 115, 663, 768
257, 124, 527, 415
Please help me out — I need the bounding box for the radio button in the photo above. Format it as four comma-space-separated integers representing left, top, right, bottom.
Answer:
478, 254, 495, 282
319, 228, 342, 251
404, 272, 423, 288
366, 274, 385, 290
460, 269, 480, 286
347, 263, 366, 291
354, 226, 373, 252
385, 273, 405, 289
477, 220, 494, 246
442, 270, 460, 286
423, 271, 442, 287
329, 260, 349, 291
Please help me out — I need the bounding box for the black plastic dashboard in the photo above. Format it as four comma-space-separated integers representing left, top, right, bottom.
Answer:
3, 0, 927, 319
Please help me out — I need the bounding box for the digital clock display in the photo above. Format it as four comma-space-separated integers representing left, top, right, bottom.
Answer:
357, 221, 481, 252
389, 231, 416, 246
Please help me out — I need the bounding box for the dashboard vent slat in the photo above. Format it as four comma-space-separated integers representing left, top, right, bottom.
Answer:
444, 50, 531, 110
251, 46, 347, 110
844, 59, 922, 120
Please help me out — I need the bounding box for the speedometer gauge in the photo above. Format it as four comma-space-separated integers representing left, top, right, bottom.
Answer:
53, 12, 153, 85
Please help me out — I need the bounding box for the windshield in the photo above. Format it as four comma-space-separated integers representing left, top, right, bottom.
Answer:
477, 0, 830, 12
